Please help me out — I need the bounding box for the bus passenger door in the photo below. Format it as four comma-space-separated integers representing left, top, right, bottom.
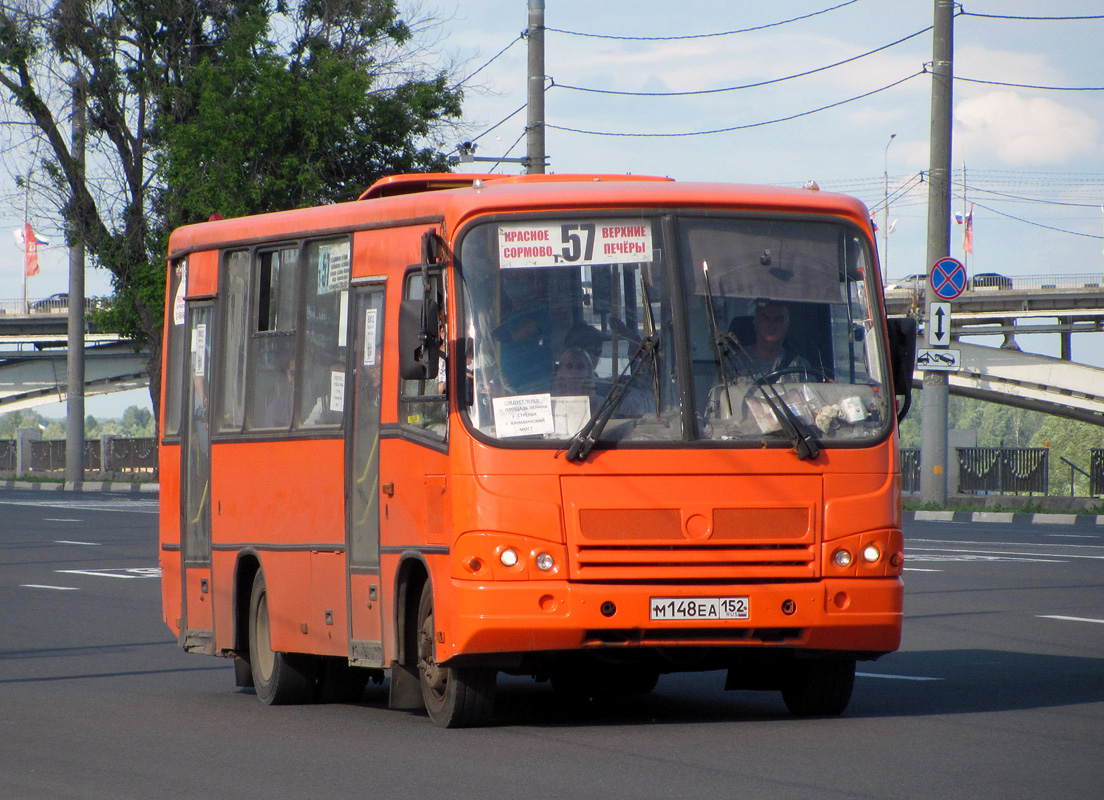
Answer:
346, 285, 386, 667
181, 303, 215, 653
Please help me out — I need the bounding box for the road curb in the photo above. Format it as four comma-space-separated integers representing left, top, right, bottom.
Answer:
0, 480, 159, 494
907, 510, 1104, 526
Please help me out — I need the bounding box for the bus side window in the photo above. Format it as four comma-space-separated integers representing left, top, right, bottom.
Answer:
162, 257, 187, 439
399, 270, 447, 439
299, 239, 350, 428
248, 247, 298, 430
217, 250, 250, 432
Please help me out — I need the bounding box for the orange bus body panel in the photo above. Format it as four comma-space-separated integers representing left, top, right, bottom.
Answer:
185, 249, 219, 298
209, 439, 346, 655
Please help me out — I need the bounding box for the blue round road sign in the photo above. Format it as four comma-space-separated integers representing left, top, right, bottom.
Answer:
930, 257, 967, 300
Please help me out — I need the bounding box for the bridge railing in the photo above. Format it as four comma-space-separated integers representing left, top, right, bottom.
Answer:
901, 448, 921, 493
0, 439, 13, 471
885, 273, 1104, 293
956, 447, 1049, 495
0, 435, 158, 480
901, 446, 1051, 495
1091, 450, 1104, 497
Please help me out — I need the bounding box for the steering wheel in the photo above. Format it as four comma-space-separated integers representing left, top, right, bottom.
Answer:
754, 365, 829, 386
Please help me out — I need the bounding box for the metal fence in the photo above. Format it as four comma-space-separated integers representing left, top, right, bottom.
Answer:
1091, 450, 1104, 497
957, 447, 1049, 495
3, 437, 158, 478
900, 448, 920, 493
0, 440, 14, 471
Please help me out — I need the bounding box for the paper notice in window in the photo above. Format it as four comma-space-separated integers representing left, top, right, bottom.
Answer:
552, 396, 591, 437
492, 393, 555, 438
329, 370, 346, 413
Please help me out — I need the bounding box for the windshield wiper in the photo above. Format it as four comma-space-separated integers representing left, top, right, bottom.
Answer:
701, 261, 819, 461
565, 274, 660, 463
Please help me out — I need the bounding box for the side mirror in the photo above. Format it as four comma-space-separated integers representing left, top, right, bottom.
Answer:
886, 317, 917, 424
399, 297, 440, 380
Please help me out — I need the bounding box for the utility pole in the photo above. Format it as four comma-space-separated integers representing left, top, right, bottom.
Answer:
920, 0, 955, 505
526, 0, 546, 174
66, 74, 87, 486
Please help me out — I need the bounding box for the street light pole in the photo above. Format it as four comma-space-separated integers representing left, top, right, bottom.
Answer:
883, 133, 896, 278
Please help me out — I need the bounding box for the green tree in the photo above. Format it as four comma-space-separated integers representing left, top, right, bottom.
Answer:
1031, 416, 1104, 497
1, 0, 461, 426
0, 410, 48, 439
121, 405, 154, 436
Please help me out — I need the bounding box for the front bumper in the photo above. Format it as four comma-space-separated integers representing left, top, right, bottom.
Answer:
443, 576, 903, 663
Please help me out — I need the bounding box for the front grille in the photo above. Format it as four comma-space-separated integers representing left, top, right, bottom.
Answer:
561, 474, 822, 582
571, 507, 816, 580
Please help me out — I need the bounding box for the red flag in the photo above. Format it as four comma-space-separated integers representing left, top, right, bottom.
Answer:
963, 205, 974, 255
24, 223, 40, 277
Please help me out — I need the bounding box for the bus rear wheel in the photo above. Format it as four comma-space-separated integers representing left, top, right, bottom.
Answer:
248, 571, 316, 705
416, 582, 496, 727
780, 658, 855, 716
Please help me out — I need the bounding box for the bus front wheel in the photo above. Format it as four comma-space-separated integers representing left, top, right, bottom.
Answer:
416, 582, 496, 727
780, 658, 855, 716
248, 571, 316, 705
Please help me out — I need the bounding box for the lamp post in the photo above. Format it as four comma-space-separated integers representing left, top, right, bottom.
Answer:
883, 133, 896, 279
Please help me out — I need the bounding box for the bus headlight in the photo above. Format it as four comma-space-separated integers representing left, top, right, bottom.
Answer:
833, 548, 853, 568
861, 544, 882, 564
535, 552, 555, 572
499, 548, 519, 568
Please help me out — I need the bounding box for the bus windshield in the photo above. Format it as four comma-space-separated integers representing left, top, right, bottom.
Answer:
458, 212, 890, 449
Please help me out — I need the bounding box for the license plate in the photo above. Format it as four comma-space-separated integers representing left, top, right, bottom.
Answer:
649, 596, 749, 621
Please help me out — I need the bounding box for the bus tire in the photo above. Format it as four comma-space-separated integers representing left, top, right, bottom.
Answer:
416, 582, 496, 727
248, 571, 316, 705
780, 658, 855, 716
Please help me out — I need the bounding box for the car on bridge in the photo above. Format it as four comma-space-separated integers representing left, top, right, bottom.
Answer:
971, 272, 1012, 290
885, 274, 927, 292
29, 293, 69, 312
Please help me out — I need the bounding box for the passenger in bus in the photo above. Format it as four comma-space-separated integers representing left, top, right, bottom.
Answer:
563, 323, 605, 368
730, 300, 811, 379
492, 269, 552, 394
551, 347, 596, 397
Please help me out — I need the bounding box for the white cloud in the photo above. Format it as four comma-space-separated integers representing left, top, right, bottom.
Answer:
955, 91, 1100, 165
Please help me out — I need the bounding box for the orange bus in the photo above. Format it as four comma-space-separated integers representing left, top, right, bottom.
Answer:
160, 173, 917, 727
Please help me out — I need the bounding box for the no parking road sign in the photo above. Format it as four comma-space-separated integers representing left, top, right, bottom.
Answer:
930, 257, 967, 300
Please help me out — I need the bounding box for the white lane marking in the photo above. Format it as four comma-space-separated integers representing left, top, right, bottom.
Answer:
55, 540, 100, 546
0, 499, 158, 514
56, 567, 161, 579
906, 554, 1066, 563
904, 567, 942, 572
21, 584, 80, 591
910, 538, 1104, 554
1038, 615, 1104, 625
44, 518, 83, 522
857, 672, 942, 681
1046, 534, 1099, 540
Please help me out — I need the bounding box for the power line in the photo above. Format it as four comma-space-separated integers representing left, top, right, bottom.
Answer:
452, 35, 524, 90
546, 70, 925, 138
546, 1, 861, 41
553, 27, 932, 97
957, 76, 1104, 92
960, 11, 1104, 21
960, 184, 1104, 209
967, 199, 1104, 240
445, 102, 527, 156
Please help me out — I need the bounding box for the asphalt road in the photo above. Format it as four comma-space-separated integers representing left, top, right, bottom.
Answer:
1, 490, 1102, 799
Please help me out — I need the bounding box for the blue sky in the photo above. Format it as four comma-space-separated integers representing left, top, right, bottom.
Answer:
3, 0, 1103, 415
438, 0, 1103, 283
